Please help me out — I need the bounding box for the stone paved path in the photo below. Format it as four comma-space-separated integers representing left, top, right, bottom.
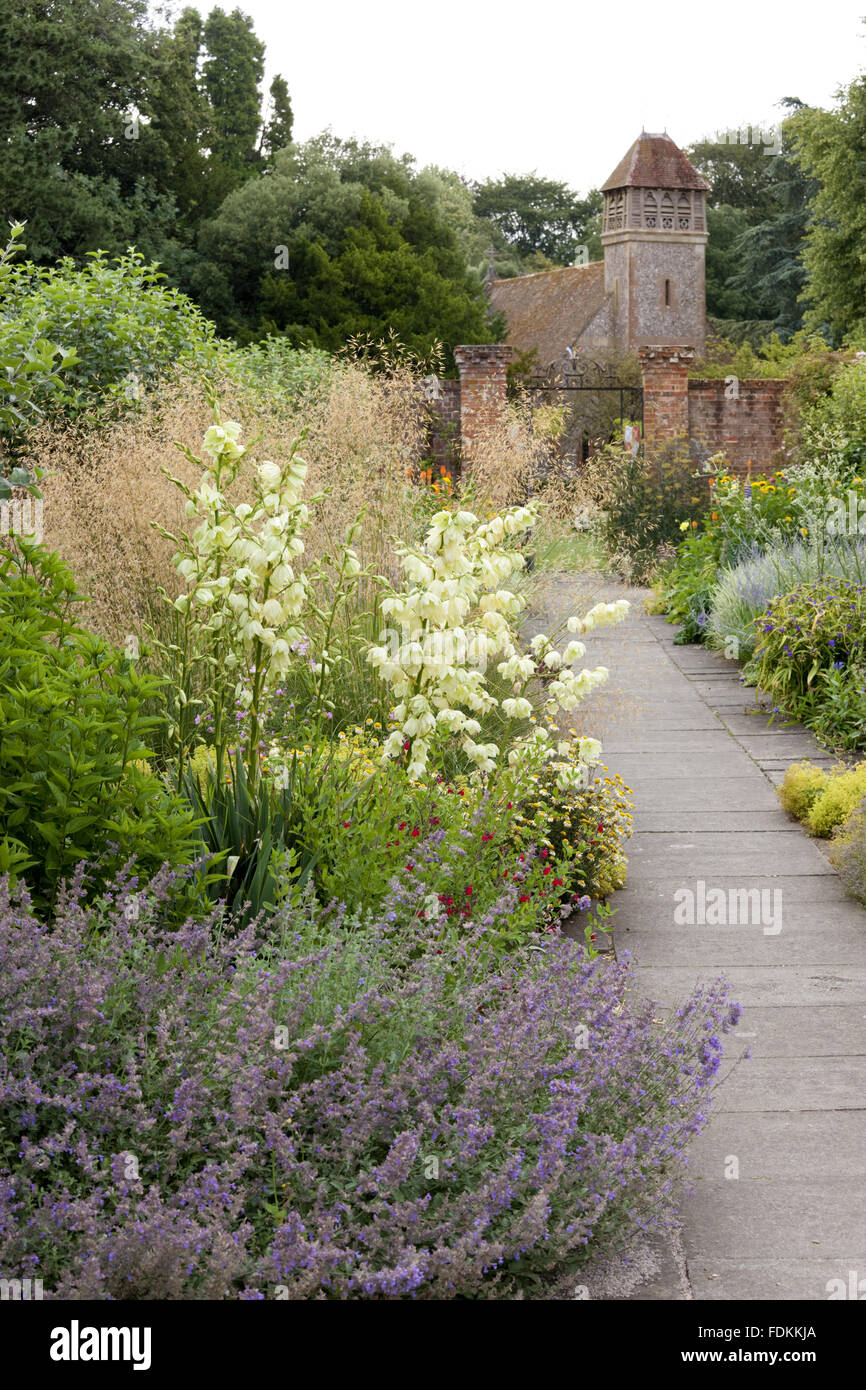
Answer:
529, 572, 866, 1302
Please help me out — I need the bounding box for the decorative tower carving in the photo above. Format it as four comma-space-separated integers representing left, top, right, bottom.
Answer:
600, 132, 710, 353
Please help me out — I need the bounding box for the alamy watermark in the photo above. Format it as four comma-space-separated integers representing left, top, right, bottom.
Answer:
711, 124, 782, 156
1, 1276, 43, 1300
0, 495, 43, 544
674, 880, 782, 935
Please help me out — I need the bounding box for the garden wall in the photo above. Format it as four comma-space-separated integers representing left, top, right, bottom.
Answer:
427, 343, 787, 478
688, 377, 787, 472
426, 378, 461, 473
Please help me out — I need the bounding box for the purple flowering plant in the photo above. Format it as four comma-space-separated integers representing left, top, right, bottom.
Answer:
0, 858, 741, 1300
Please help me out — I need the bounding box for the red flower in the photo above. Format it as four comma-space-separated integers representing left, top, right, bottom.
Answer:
543, 867, 551, 876
519, 894, 530, 903
429, 817, 440, 826
553, 878, 563, 887
482, 832, 494, 842
403, 741, 410, 751
399, 822, 407, 831
406, 863, 414, 872
342, 821, 351, 828
411, 828, 420, 837
465, 885, 473, 896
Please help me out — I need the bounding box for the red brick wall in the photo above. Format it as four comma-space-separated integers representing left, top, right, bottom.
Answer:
688, 378, 786, 473
453, 344, 514, 462
638, 344, 695, 449
426, 379, 461, 474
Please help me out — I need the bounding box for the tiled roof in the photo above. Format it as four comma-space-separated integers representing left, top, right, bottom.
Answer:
601, 133, 710, 192
488, 262, 607, 366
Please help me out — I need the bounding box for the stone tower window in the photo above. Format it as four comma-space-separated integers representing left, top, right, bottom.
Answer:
660, 192, 675, 230
644, 190, 657, 229
664, 278, 671, 307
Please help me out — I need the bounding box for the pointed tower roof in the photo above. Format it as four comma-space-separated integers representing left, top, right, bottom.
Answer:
601, 132, 710, 192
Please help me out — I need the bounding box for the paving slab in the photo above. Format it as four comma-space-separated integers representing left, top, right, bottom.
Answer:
686, 1109, 866, 1178
633, 965, 866, 1009
680, 1178, 866, 1259
624, 830, 835, 878
619, 926, 866, 968
624, 778, 782, 813
687, 1258, 865, 1301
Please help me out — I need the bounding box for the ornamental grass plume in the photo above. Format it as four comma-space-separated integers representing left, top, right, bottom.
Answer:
0, 864, 741, 1300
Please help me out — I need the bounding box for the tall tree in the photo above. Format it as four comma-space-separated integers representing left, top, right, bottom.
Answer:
261, 74, 294, 160
144, 7, 211, 229
788, 75, 866, 343
472, 174, 602, 269
690, 106, 815, 339
202, 7, 265, 198
0, 0, 162, 259
192, 137, 497, 361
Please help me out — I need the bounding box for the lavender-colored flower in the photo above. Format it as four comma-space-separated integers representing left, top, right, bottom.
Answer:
0, 866, 741, 1301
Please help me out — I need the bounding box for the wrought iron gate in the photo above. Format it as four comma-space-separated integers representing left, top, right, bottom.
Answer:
523, 353, 644, 468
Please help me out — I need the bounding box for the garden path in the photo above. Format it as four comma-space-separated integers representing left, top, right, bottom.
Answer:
528, 572, 866, 1302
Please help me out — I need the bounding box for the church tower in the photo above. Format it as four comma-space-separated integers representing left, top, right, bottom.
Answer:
600, 132, 710, 353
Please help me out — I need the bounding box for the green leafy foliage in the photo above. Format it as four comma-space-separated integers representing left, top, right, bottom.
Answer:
788, 77, 866, 343
191, 136, 496, 360
182, 747, 319, 924
748, 577, 866, 750
2, 247, 218, 431
0, 538, 199, 912
583, 438, 710, 584
472, 174, 602, 271
0, 225, 77, 453
689, 104, 816, 339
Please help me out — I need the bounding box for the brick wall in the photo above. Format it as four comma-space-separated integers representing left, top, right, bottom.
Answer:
426, 378, 461, 475
688, 378, 786, 473
638, 344, 695, 449
452, 344, 514, 462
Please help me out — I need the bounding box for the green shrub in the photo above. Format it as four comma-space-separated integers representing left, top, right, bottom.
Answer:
776, 760, 830, 821
706, 539, 866, 662
582, 436, 709, 583
0, 224, 76, 455
1, 244, 218, 436
221, 336, 332, 406
746, 575, 866, 747
828, 799, 866, 902
0, 538, 199, 912
807, 765, 866, 837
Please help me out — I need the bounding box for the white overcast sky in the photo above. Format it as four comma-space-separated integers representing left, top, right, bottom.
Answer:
187, 0, 865, 190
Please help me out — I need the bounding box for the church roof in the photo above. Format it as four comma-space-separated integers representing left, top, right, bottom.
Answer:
488, 261, 606, 366
601, 132, 710, 192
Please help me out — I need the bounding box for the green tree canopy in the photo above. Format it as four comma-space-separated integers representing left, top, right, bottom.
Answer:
0, 1, 293, 264
788, 75, 866, 344
191, 136, 498, 362
0, 0, 168, 260
472, 174, 602, 271
261, 75, 294, 161
690, 104, 815, 339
